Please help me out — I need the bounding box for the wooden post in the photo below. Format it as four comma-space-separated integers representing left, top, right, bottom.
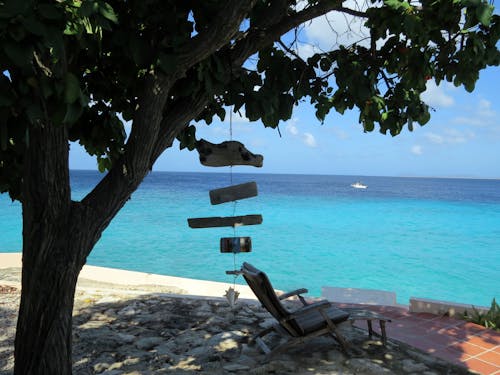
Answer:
196, 139, 263, 167
187, 214, 263, 228
209, 182, 258, 205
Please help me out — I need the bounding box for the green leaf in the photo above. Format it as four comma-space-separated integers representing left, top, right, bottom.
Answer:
99, 2, 118, 23
64, 73, 81, 104
37, 4, 62, 20
97, 157, 111, 173
176, 125, 197, 151
3, 42, 33, 67
476, 3, 493, 26
417, 110, 430, 125
79, 1, 99, 18
63, 103, 83, 124
0, 0, 32, 18
22, 16, 46, 36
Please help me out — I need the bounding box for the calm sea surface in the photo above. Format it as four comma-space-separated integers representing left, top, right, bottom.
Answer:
1, 171, 499, 306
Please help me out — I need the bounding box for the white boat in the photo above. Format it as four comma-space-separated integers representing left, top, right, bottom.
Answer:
351, 182, 367, 189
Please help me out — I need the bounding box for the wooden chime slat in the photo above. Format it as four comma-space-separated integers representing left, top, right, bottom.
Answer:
220, 237, 252, 253
196, 139, 263, 168
209, 182, 258, 205
187, 214, 263, 229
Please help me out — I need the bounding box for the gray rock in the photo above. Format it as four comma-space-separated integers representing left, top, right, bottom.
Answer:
116, 333, 135, 344
223, 363, 251, 372
235, 354, 258, 367
346, 358, 394, 374
117, 306, 137, 316
135, 336, 164, 350
258, 318, 275, 329
93, 362, 111, 373
101, 369, 123, 375
401, 359, 429, 372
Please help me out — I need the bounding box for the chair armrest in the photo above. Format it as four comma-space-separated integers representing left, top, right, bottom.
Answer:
290, 300, 332, 318
278, 288, 308, 300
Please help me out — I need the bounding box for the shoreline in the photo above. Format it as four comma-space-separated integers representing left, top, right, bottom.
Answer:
0, 252, 488, 374
0, 252, 258, 300
2, 252, 490, 313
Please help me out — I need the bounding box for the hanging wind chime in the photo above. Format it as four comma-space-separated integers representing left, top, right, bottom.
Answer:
187, 108, 263, 307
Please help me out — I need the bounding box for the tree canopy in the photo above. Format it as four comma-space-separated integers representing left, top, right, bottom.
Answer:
1, 0, 498, 201
2, 1, 499, 373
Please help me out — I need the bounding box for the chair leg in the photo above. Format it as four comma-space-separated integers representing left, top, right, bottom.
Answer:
249, 326, 275, 354
380, 320, 387, 345
317, 308, 351, 354
367, 320, 373, 338
329, 326, 350, 354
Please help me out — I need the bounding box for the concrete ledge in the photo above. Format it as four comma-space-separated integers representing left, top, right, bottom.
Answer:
409, 297, 489, 317
322, 286, 397, 306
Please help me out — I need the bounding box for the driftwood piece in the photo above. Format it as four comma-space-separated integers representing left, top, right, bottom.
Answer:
187, 214, 263, 229
220, 237, 252, 253
196, 139, 263, 167
209, 182, 258, 205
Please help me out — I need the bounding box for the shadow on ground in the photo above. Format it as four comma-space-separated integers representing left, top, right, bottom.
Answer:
69, 293, 472, 375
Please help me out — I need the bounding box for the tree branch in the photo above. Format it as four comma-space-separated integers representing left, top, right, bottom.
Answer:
149, 1, 371, 165
175, 0, 258, 72
230, 1, 368, 66
78, 0, 371, 251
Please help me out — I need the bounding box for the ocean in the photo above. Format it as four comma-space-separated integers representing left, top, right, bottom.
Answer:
1, 171, 499, 307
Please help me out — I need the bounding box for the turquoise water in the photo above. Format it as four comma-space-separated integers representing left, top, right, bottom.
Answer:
1, 171, 499, 306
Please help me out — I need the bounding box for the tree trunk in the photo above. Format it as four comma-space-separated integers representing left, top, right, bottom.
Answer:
13, 73, 169, 374
13, 117, 85, 374
14, 239, 81, 375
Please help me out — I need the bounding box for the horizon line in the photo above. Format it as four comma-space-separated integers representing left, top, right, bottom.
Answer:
69, 168, 500, 181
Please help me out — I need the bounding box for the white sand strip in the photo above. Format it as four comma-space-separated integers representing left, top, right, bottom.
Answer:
0, 252, 256, 299
0, 252, 22, 268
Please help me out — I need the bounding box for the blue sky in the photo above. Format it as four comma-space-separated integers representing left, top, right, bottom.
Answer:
70, 9, 500, 179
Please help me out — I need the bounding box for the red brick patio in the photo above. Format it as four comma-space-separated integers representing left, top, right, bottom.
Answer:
344, 304, 500, 375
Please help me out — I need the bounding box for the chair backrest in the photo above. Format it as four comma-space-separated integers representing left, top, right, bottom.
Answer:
241, 262, 301, 336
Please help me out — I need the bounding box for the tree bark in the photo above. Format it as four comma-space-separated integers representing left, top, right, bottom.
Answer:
14, 73, 172, 374
14, 116, 84, 374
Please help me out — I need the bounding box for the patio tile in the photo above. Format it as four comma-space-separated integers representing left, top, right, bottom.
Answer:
467, 335, 500, 350
423, 331, 459, 347
395, 335, 445, 353
449, 342, 490, 357
477, 349, 500, 366
432, 346, 471, 365
479, 332, 500, 346
460, 322, 490, 335
439, 326, 471, 340
463, 358, 500, 375
414, 312, 442, 320
348, 303, 499, 374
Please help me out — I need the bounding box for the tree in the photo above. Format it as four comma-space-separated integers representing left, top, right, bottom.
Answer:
0, 0, 498, 373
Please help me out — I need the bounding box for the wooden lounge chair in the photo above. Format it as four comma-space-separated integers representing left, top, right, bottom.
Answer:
240, 262, 391, 360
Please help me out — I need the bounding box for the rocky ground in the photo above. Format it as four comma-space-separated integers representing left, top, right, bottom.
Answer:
0, 268, 471, 375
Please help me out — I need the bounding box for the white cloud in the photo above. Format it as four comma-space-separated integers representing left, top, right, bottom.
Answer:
303, 5, 370, 50
453, 99, 497, 127
286, 123, 299, 135
332, 127, 349, 140
295, 42, 319, 60
285, 119, 318, 147
424, 129, 475, 144
411, 145, 423, 155
302, 132, 317, 148
421, 81, 455, 108
424, 132, 444, 144
478, 99, 495, 118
